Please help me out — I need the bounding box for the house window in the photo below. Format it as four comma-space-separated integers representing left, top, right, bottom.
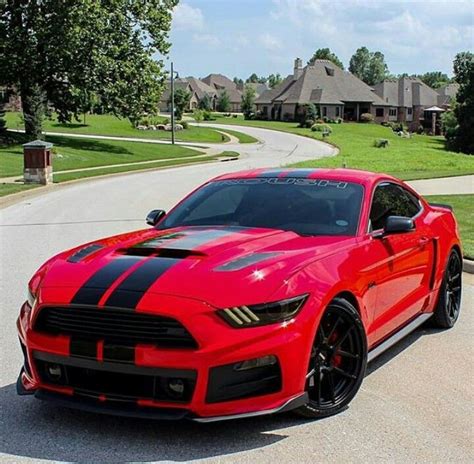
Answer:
322, 106, 327, 117
376, 108, 384, 117
389, 108, 397, 117
407, 108, 413, 115
336, 107, 340, 117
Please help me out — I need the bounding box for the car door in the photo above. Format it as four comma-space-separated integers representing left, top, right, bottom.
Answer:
365, 182, 434, 342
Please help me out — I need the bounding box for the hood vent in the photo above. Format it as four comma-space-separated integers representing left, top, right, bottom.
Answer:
121, 247, 206, 259
67, 244, 104, 263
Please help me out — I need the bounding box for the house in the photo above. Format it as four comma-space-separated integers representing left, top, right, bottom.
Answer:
255, 58, 390, 122
237, 82, 271, 98
201, 74, 242, 112
436, 83, 459, 108
373, 77, 441, 130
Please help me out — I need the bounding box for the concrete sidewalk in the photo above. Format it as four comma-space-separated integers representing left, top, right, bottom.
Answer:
408, 175, 473, 195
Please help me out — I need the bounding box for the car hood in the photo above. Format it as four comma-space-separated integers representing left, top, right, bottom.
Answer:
37, 226, 355, 308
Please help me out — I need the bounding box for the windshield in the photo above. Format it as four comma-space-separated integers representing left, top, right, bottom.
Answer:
158, 178, 364, 236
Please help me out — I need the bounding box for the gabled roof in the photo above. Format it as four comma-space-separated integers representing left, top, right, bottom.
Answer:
159, 79, 192, 103
216, 87, 242, 104
256, 60, 390, 106
186, 77, 217, 99
255, 75, 296, 104
202, 74, 237, 91
437, 83, 459, 106
373, 77, 439, 107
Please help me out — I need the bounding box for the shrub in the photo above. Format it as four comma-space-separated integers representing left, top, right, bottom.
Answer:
315, 118, 325, 124
299, 118, 314, 128
374, 138, 389, 148
282, 112, 293, 121
311, 123, 332, 133
335, 117, 343, 124
180, 120, 189, 129
193, 109, 204, 123
233, 114, 238, 118
360, 113, 374, 123
203, 110, 212, 121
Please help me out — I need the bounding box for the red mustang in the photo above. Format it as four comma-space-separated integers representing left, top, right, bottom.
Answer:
17, 168, 462, 421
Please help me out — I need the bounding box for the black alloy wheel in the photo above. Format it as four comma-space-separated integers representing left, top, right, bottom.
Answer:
433, 250, 462, 328
295, 298, 367, 419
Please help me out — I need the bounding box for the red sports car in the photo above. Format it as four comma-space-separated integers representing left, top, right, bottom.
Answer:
17, 168, 463, 421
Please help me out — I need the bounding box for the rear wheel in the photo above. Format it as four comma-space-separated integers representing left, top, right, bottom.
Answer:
295, 298, 367, 419
432, 250, 462, 328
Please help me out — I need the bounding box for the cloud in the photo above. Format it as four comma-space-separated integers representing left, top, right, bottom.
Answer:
259, 33, 282, 51
172, 3, 204, 31
193, 33, 220, 47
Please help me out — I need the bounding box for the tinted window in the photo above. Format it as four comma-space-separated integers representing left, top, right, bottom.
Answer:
370, 183, 421, 230
159, 178, 364, 236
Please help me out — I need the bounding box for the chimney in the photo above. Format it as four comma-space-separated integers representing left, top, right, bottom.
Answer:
293, 57, 303, 80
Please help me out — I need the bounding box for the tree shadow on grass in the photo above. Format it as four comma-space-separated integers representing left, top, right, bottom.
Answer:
50, 122, 89, 130
47, 135, 134, 156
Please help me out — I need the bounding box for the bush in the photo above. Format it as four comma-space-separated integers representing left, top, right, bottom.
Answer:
335, 117, 343, 124
203, 110, 212, 121
311, 123, 332, 133
374, 138, 389, 148
232, 114, 238, 118
193, 109, 204, 123
180, 120, 189, 129
299, 118, 314, 128
360, 113, 374, 123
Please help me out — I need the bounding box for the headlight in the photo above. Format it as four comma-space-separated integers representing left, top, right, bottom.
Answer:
218, 294, 308, 328
27, 287, 37, 308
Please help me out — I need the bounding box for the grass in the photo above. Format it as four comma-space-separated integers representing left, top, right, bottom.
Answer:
213, 127, 258, 144
205, 115, 474, 180
1, 133, 203, 177
52, 155, 219, 183
0, 183, 39, 197
425, 194, 474, 260
5, 112, 237, 144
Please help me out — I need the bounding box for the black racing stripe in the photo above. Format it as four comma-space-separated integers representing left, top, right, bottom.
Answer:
134, 228, 240, 251
257, 169, 286, 178
70, 339, 97, 359
103, 343, 135, 364
71, 256, 143, 306
105, 257, 180, 309
282, 169, 317, 178
67, 244, 104, 263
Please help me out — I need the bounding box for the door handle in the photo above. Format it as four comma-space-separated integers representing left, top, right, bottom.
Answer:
418, 237, 430, 247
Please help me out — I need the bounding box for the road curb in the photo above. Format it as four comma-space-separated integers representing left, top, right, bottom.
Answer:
463, 259, 474, 274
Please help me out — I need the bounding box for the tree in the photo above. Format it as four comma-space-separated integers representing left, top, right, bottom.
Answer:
246, 73, 266, 84
0, 0, 177, 138
0, 102, 6, 135
193, 109, 204, 123
198, 93, 212, 111
268, 73, 282, 88
418, 71, 451, 89
241, 85, 256, 119
233, 77, 244, 86
349, 47, 389, 85
216, 90, 231, 112
451, 52, 474, 154
308, 48, 344, 69
170, 88, 191, 121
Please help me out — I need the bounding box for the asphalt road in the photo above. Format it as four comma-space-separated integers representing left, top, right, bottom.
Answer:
1, 125, 472, 463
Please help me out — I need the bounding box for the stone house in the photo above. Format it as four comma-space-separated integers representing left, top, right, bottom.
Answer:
201, 74, 242, 112
373, 77, 442, 130
255, 58, 390, 122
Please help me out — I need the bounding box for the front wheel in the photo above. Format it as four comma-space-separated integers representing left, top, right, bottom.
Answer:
295, 298, 367, 419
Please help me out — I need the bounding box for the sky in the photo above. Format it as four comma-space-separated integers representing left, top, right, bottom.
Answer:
166, 0, 473, 80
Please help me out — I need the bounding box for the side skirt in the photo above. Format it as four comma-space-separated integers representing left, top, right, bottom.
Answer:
368, 313, 433, 363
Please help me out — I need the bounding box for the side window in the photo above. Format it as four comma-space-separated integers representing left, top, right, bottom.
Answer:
369, 183, 421, 230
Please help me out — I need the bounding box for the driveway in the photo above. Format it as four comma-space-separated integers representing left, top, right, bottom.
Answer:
0, 125, 472, 462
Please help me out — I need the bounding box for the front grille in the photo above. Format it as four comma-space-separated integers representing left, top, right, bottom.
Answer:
34, 306, 197, 349
34, 352, 197, 403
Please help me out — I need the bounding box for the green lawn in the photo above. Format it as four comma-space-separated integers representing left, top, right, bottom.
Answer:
1, 133, 203, 177
212, 127, 258, 144
425, 194, 473, 260
5, 112, 231, 144
206, 115, 474, 180
0, 183, 40, 197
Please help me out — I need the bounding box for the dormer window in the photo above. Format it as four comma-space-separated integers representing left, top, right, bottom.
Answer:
325, 67, 334, 76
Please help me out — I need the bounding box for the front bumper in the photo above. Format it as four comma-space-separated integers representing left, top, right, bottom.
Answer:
17, 292, 317, 421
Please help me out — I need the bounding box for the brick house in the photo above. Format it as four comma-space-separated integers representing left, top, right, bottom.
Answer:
255, 58, 390, 122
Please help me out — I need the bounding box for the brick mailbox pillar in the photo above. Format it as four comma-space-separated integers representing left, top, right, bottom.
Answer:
23, 140, 53, 185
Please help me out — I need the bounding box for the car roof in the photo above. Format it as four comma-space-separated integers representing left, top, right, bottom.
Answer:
212, 168, 398, 187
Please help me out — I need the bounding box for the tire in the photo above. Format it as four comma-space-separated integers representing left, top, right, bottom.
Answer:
295, 297, 367, 419
432, 249, 462, 329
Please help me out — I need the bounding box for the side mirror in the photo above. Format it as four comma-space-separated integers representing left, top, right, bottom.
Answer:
146, 209, 166, 226
375, 216, 415, 238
